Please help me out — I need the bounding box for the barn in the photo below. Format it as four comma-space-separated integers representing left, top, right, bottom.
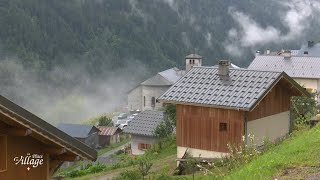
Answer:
96, 126, 121, 147
57, 123, 100, 149
158, 60, 310, 159
0, 95, 97, 180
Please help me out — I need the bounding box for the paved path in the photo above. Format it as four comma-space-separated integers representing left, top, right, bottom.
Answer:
100, 142, 130, 158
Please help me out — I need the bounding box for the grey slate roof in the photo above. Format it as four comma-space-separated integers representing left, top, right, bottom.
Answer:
124, 110, 164, 137
57, 123, 99, 138
248, 55, 320, 78
298, 43, 320, 56
158, 67, 307, 110
141, 68, 183, 86
213, 63, 240, 69
185, 54, 202, 59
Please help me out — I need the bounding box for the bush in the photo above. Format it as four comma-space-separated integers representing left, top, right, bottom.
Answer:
291, 92, 317, 125
98, 116, 112, 126
223, 134, 259, 170
137, 156, 153, 180
151, 165, 173, 180
61, 163, 107, 178
116, 170, 142, 180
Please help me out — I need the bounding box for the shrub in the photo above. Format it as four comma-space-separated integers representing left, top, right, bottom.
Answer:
116, 170, 142, 180
223, 134, 259, 170
151, 165, 173, 180
137, 156, 153, 180
291, 92, 317, 125
98, 116, 112, 126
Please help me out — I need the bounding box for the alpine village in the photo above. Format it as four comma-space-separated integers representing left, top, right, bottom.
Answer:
1, 1, 320, 180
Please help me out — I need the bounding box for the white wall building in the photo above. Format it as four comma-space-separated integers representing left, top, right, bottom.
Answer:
128, 54, 202, 111
248, 54, 320, 102
123, 110, 164, 155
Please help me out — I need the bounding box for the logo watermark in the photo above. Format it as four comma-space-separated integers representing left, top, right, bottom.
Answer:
13, 153, 44, 171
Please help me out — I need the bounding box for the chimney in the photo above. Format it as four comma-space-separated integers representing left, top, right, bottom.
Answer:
308, 41, 314, 48
218, 60, 230, 76
255, 50, 261, 57
282, 50, 291, 59
266, 49, 271, 55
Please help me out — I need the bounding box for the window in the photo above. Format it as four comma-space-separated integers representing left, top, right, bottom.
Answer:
151, 97, 156, 107
143, 96, 146, 107
219, 123, 227, 131
0, 135, 7, 172
304, 51, 308, 55
189, 59, 192, 64
138, 143, 151, 150
192, 59, 195, 64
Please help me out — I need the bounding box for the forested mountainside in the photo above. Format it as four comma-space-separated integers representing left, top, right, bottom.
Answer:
0, 0, 319, 123
1, 0, 320, 72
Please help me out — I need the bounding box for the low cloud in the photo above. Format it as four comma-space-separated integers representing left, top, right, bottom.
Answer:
224, 0, 320, 56
0, 57, 147, 125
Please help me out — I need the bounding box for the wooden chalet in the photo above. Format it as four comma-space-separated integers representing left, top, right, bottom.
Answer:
0, 95, 97, 180
158, 60, 310, 160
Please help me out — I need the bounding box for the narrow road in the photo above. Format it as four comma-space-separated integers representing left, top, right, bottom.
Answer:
100, 142, 130, 158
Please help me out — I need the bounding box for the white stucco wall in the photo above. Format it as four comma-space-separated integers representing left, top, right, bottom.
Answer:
131, 135, 156, 155
128, 86, 142, 111
247, 111, 290, 146
294, 78, 319, 102
294, 78, 318, 91
177, 146, 228, 159
141, 85, 170, 111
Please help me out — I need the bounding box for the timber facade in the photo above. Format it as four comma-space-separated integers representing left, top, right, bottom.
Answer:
0, 95, 97, 180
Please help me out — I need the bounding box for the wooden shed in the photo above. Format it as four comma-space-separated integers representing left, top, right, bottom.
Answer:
0, 95, 97, 180
158, 60, 310, 159
57, 123, 100, 149
96, 126, 121, 147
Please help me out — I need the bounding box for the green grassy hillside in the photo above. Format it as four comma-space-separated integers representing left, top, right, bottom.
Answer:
179, 126, 320, 180
225, 126, 320, 179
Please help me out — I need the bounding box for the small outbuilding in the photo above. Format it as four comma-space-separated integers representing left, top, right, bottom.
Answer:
57, 123, 100, 149
124, 111, 164, 155
96, 126, 121, 147
158, 60, 310, 159
0, 95, 97, 180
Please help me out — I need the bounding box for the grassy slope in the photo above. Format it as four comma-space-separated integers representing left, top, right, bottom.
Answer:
174, 126, 320, 180
223, 125, 320, 179
69, 138, 177, 179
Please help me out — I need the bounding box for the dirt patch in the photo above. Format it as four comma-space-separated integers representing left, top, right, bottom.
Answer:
276, 166, 320, 180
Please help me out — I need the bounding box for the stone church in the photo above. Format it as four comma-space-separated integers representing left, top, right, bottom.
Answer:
127, 54, 202, 111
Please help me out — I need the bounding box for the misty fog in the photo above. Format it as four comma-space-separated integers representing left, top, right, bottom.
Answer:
0, 56, 148, 125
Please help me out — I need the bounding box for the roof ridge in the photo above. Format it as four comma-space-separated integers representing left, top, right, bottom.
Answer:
193, 66, 282, 73
257, 55, 320, 58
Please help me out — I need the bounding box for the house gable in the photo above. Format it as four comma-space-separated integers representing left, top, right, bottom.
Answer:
248, 76, 303, 121
0, 95, 97, 178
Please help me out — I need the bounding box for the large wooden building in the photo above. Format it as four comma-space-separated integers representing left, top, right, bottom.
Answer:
158, 60, 309, 159
0, 95, 97, 180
